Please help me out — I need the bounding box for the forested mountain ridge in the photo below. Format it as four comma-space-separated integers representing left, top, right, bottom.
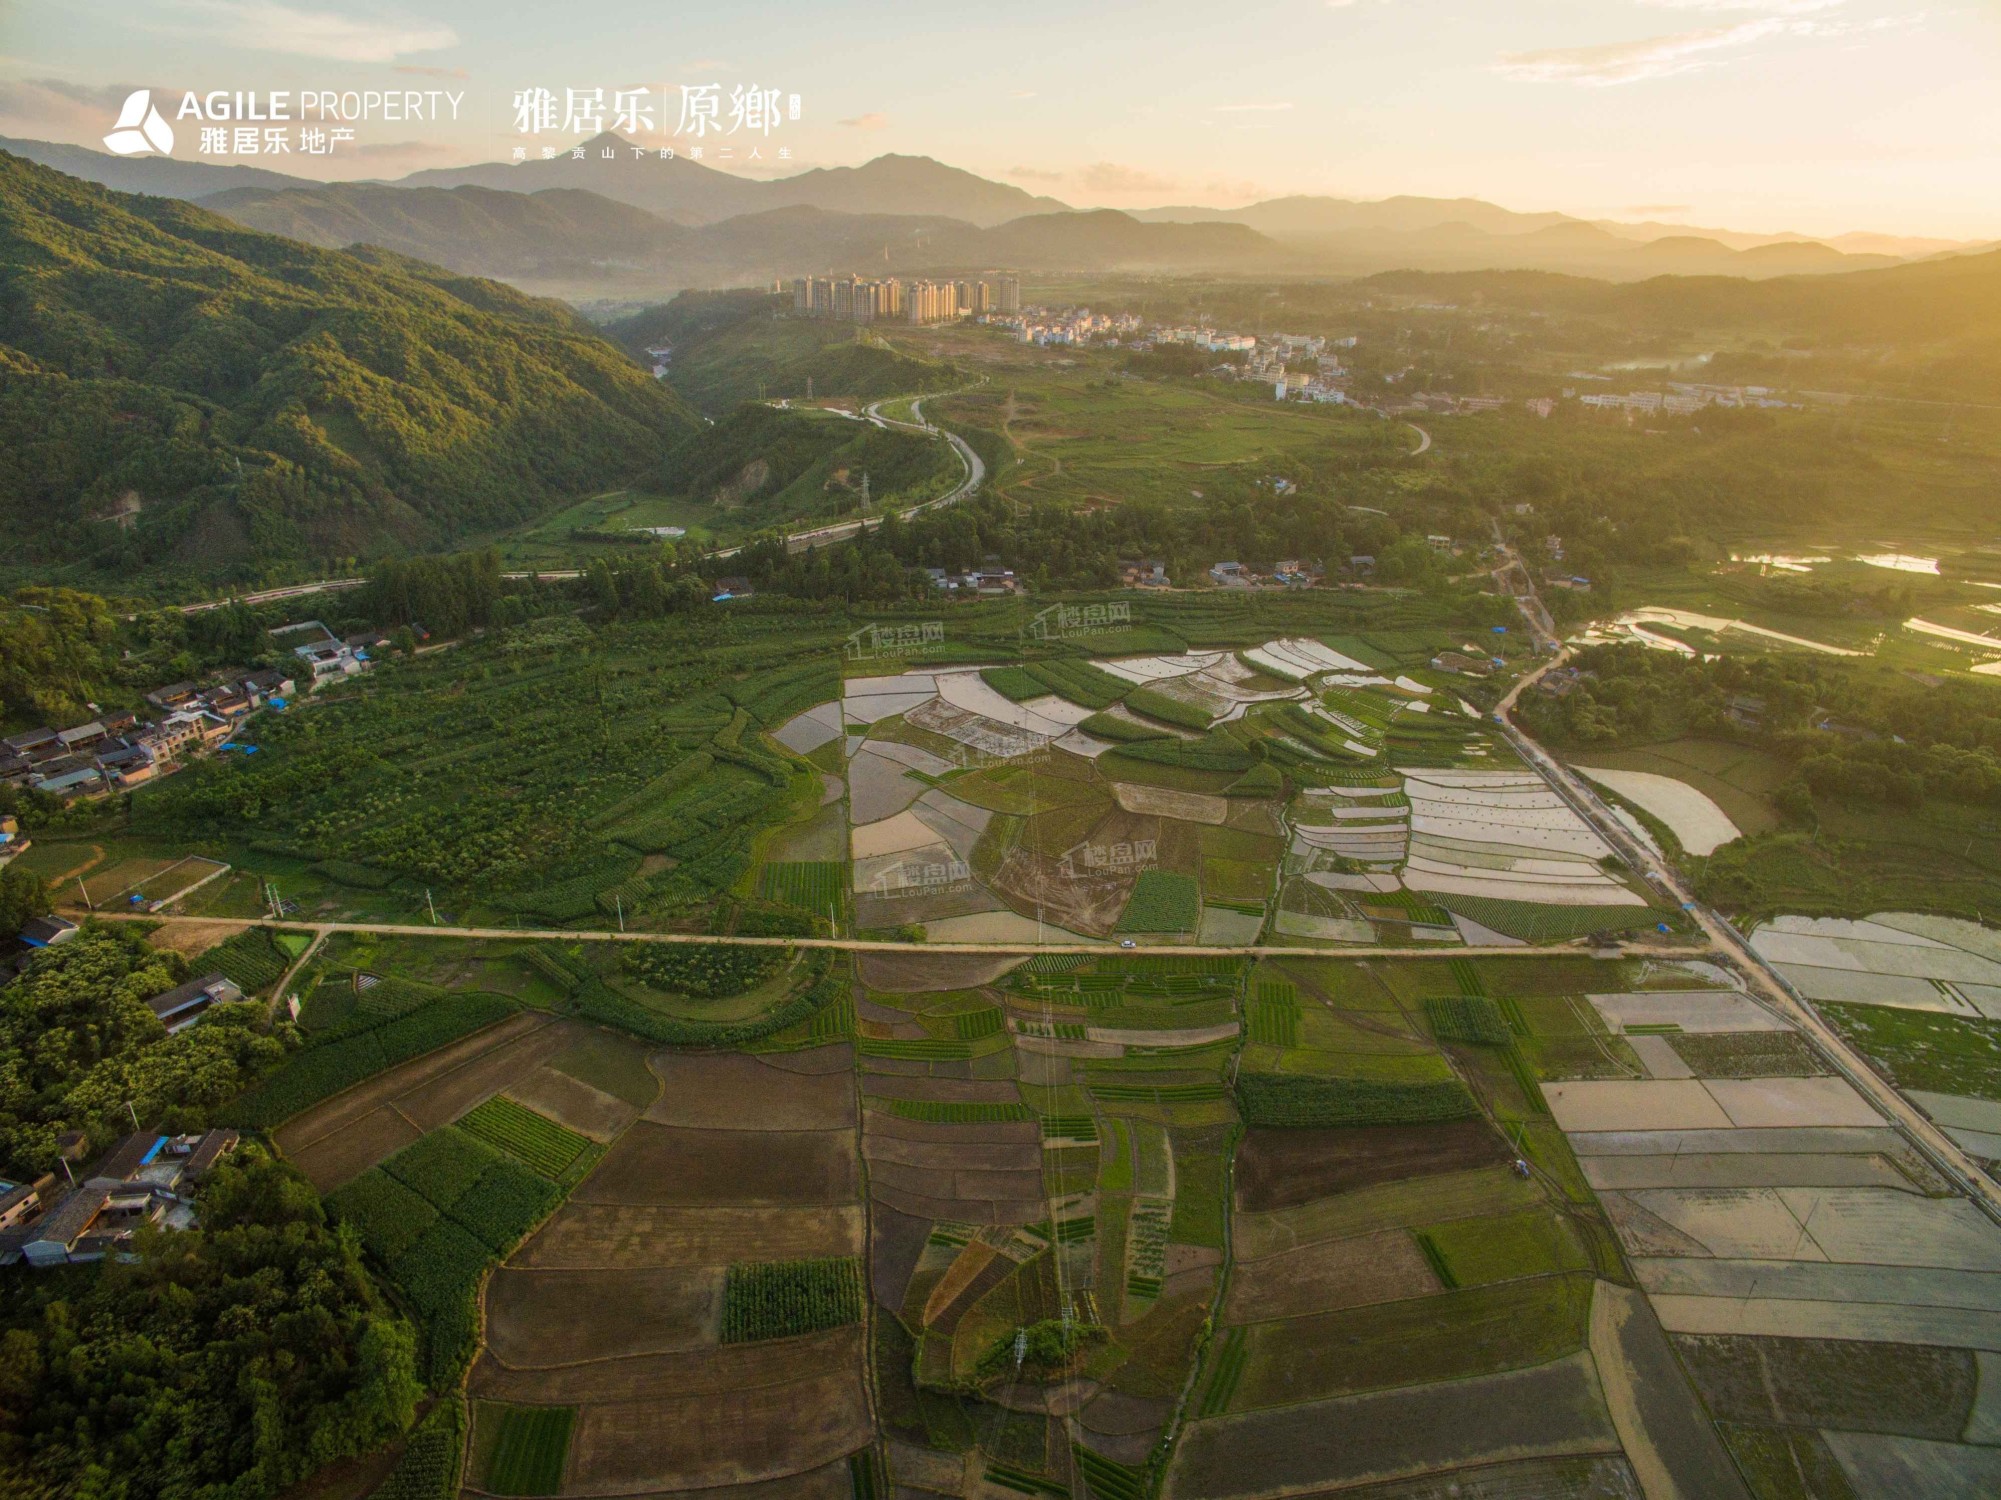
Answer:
0, 152, 699, 584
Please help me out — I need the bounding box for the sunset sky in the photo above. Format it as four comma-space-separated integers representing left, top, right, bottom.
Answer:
3, 0, 1996, 240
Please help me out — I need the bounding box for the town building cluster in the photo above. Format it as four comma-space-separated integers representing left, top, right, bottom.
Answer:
792, 274, 1020, 324
0, 620, 382, 810
985, 306, 1142, 346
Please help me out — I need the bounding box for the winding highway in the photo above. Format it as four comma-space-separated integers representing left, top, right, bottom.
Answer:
711, 388, 985, 560
1494, 618, 2001, 1220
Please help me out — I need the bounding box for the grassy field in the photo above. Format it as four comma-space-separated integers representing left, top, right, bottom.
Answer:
1822, 1003, 2001, 1100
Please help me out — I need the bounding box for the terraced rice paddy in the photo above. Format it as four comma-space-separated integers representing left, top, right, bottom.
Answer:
1573, 765, 1742, 856
266, 890, 2001, 1497
1552, 957, 2001, 1490
789, 639, 1672, 948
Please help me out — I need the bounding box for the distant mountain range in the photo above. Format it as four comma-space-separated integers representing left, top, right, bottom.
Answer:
0, 132, 1984, 291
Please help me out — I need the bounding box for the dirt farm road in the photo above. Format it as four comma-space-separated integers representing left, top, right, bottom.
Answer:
82, 910, 1710, 964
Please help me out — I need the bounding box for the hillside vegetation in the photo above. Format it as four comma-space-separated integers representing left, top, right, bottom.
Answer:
606, 295, 960, 414
0, 152, 699, 584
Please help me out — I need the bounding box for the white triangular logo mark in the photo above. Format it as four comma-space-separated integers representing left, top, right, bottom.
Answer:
104, 90, 175, 157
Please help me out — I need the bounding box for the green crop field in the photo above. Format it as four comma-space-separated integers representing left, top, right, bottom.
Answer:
478, 1404, 574, 1497
757, 860, 846, 914
1236, 1072, 1478, 1127
458, 1096, 593, 1179
1117, 871, 1203, 934
720, 1257, 865, 1342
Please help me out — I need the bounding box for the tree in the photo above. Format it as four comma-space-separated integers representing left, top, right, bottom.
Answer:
0, 1147, 421, 1500
0, 865, 49, 941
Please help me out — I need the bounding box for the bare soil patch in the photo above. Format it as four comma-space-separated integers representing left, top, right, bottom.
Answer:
871, 1181, 1047, 1227
275, 1011, 550, 1154
504, 1066, 641, 1142
647, 1052, 856, 1129
473, 1328, 863, 1405
518, 1204, 865, 1269
866, 1157, 1044, 1208
567, 1366, 870, 1494
578, 1123, 859, 1207
484, 1266, 721, 1366
1111, 783, 1229, 825
392, 1020, 588, 1133
1673, 1333, 1976, 1439
756, 1043, 858, 1076
870, 1203, 932, 1310
989, 841, 1134, 938
286, 1107, 422, 1193
862, 1137, 1041, 1172
862, 1113, 1039, 1147
1224, 1230, 1439, 1324
859, 951, 1026, 991
1167, 1352, 1619, 1499
144, 919, 244, 960
1235, 1122, 1511, 1213
859, 1076, 1023, 1103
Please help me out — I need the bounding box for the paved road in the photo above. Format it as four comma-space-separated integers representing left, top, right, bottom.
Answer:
1496, 646, 2001, 1220
171, 569, 584, 616
1408, 422, 1432, 456
712, 390, 984, 561
88, 910, 1703, 963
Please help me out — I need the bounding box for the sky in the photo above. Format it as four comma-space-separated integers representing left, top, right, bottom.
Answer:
2, 0, 1997, 241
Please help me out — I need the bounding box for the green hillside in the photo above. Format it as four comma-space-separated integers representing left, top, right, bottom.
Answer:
0, 151, 700, 584
606, 296, 960, 415
660, 403, 952, 519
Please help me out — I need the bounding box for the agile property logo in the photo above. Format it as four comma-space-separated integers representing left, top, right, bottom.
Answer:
104, 90, 176, 157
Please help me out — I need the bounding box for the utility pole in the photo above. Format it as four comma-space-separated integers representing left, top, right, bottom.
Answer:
426, 888, 439, 926
615, 895, 625, 933
127, 1100, 140, 1131
77, 876, 91, 910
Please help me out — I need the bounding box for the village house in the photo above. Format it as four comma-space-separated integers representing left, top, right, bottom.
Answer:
147, 972, 244, 1033
141, 709, 230, 763
31, 762, 106, 802
18, 914, 77, 950
2, 728, 60, 764
1117, 558, 1171, 588
275, 621, 372, 687
95, 738, 157, 788
1431, 650, 1494, 677
146, 682, 202, 712
1209, 561, 1254, 588
1, 1129, 240, 1268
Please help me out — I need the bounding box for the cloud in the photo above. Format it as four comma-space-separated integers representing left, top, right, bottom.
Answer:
1637, 0, 1839, 10
1498, 3, 1921, 85
164, 1, 456, 63
1077, 161, 1179, 195
0, 77, 179, 137
1624, 203, 1694, 215
685, 58, 731, 70
1012, 90, 1037, 99
393, 64, 468, 79
837, 111, 889, 130
1213, 101, 1294, 113
1496, 18, 1789, 84
1203, 176, 1272, 201
1005, 164, 1065, 183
